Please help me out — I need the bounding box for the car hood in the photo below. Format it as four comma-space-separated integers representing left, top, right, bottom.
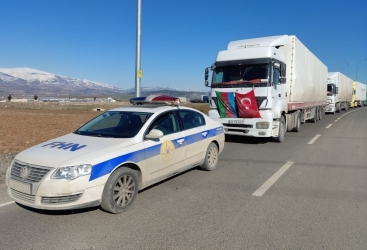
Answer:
14, 133, 137, 168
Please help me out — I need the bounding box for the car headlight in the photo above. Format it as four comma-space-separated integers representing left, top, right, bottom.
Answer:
256, 122, 269, 129
51, 164, 92, 180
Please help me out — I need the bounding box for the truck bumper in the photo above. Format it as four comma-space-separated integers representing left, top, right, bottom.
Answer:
325, 104, 335, 113
208, 109, 274, 138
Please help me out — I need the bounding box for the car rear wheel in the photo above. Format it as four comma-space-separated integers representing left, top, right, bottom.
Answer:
200, 142, 219, 171
101, 167, 138, 214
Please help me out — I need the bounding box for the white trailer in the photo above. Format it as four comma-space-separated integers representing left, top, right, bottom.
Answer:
351, 81, 367, 107
204, 35, 328, 142
326, 72, 353, 113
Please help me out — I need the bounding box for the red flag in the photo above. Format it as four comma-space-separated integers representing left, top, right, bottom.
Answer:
235, 90, 261, 118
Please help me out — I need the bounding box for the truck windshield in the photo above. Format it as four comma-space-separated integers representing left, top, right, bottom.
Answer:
327, 84, 336, 96
212, 64, 269, 88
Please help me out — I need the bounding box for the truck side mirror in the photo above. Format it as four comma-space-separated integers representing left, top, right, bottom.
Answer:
205, 67, 210, 87
336, 87, 339, 94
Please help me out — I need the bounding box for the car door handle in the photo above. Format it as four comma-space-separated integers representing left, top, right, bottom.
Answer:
176, 138, 185, 145
202, 131, 208, 137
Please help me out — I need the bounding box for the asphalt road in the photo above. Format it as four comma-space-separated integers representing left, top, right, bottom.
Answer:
1, 107, 367, 250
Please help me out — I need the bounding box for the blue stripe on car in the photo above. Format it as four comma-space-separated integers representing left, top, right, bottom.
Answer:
89, 126, 223, 181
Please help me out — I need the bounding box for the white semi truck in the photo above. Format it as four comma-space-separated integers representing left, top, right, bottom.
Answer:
204, 35, 327, 142
350, 81, 366, 107
326, 72, 353, 113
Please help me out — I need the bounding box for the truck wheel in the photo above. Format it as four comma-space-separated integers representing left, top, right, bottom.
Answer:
337, 103, 341, 113
318, 107, 322, 120
311, 108, 318, 123
101, 167, 139, 214
200, 142, 219, 171
292, 112, 301, 132
345, 102, 349, 111
272, 116, 285, 143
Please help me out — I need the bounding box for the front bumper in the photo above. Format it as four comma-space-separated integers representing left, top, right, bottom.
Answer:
7, 182, 103, 210
6, 165, 105, 211
325, 104, 335, 112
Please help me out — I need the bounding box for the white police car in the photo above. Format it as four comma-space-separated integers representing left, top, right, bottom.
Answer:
6, 96, 225, 213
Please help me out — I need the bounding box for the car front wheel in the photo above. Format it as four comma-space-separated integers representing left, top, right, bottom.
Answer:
101, 167, 138, 214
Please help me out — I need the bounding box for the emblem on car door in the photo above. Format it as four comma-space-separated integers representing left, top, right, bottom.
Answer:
160, 140, 175, 163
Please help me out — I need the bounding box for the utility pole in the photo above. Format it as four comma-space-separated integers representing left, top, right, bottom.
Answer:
356, 58, 367, 81
135, 0, 142, 97
345, 61, 354, 77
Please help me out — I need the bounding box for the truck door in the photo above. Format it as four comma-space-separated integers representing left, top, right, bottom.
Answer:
271, 62, 287, 117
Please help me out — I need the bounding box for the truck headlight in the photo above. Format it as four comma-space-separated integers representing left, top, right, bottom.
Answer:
256, 122, 269, 129
51, 164, 92, 180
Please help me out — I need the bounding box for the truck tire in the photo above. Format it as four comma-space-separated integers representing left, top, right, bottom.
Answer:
311, 108, 318, 123
272, 116, 286, 143
318, 106, 322, 120
337, 103, 341, 113
315, 108, 319, 121
292, 112, 301, 132
345, 102, 349, 111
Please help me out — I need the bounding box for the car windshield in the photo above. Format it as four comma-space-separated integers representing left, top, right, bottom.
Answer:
212, 63, 269, 88
74, 111, 153, 138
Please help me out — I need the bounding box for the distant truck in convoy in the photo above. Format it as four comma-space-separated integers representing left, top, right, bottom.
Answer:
189, 95, 209, 103
326, 72, 352, 113
204, 35, 327, 142
350, 81, 367, 107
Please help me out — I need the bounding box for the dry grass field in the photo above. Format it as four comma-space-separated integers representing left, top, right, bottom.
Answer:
0, 102, 210, 154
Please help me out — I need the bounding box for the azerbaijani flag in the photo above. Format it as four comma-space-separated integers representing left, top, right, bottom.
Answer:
235, 90, 261, 118
215, 91, 238, 118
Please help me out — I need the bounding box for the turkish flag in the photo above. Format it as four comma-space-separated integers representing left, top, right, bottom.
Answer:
235, 90, 261, 118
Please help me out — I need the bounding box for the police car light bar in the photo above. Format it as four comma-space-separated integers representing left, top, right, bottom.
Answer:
130, 95, 181, 105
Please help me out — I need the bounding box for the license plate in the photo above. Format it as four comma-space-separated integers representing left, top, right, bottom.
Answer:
228, 120, 244, 124
9, 179, 31, 194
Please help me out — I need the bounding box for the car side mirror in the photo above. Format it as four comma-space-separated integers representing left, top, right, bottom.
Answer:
145, 129, 164, 139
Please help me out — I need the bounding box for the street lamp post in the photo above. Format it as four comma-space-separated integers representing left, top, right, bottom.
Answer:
345, 61, 354, 77
356, 58, 367, 81
135, 0, 142, 97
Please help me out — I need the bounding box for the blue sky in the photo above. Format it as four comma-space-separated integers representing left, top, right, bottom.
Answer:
1, 0, 366, 91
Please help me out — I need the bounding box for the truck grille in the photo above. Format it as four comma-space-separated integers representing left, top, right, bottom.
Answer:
42, 194, 82, 204
11, 161, 52, 183
11, 189, 36, 203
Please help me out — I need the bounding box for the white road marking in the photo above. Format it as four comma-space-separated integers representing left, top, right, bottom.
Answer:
308, 134, 321, 144
253, 161, 294, 197
0, 201, 15, 208
334, 120, 338, 122
326, 124, 333, 128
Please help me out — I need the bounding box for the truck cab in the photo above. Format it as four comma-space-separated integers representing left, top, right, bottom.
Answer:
326, 78, 339, 113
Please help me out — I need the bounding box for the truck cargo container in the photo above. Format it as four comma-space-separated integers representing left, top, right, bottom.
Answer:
189, 95, 209, 103
350, 81, 367, 107
204, 35, 327, 142
326, 72, 352, 113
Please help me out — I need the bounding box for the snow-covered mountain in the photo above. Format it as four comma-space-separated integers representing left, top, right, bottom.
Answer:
0, 68, 118, 96
0, 68, 206, 96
